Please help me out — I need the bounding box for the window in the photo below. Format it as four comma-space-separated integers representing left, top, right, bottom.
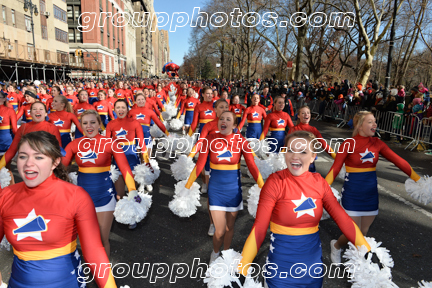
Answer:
27, 43, 34, 60
54, 5, 67, 22
2, 6, 6, 24
74, 6, 80, 19
67, 6, 73, 19
25, 15, 31, 32
40, 0, 46, 13
41, 25, 48, 40
68, 28, 74, 42
100, 29, 103, 46
11, 9, 15, 27
55, 28, 68, 43
75, 30, 82, 43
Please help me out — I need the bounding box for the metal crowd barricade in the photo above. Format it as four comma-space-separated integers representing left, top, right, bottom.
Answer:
375, 111, 423, 151
337, 105, 361, 128
418, 118, 432, 147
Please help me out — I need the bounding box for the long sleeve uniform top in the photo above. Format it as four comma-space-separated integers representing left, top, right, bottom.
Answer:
185, 132, 264, 189
0, 105, 18, 135
177, 97, 200, 118
289, 123, 336, 158
325, 135, 420, 185
0, 174, 117, 288
229, 104, 246, 118
239, 169, 371, 276
187, 101, 216, 136
16, 103, 33, 122
128, 107, 169, 136
259, 110, 294, 140
238, 105, 267, 131
93, 100, 116, 120
48, 110, 84, 134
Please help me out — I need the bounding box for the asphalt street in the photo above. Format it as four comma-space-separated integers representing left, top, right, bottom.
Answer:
1, 117, 431, 288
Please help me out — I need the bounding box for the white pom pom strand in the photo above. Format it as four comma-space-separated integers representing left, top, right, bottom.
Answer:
0, 167, 12, 188
133, 160, 160, 187
168, 180, 201, 217
169, 118, 183, 131
417, 280, 432, 288
68, 172, 78, 186
150, 123, 165, 138
405, 176, 432, 205
247, 184, 261, 218
113, 192, 152, 225
247, 157, 272, 180
110, 165, 120, 183
170, 155, 195, 181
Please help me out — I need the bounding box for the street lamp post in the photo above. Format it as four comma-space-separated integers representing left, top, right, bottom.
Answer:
24, 0, 39, 80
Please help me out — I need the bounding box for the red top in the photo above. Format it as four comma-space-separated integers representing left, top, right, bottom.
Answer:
142, 100, 161, 117
74, 102, 96, 119
239, 169, 370, 275
0, 121, 62, 169
0, 105, 18, 134
48, 110, 83, 134
148, 96, 164, 111
325, 134, 420, 184
260, 110, 294, 140
185, 132, 264, 189
188, 101, 216, 136
288, 122, 335, 157
178, 97, 200, 118
6, 92, 22, 110
93, 100, 115, 120
105, 117, 147, 156
229, 104, 246, 118
175, 94, 186, 108
16, 103, 33, 122
86, 88, 99, 99
156, 90, 168, 103
238, 105, 267, 131
114, 89, 133, 106
0, 174, 116, 288
128, 107, 168, 135
38, 94, 52, 105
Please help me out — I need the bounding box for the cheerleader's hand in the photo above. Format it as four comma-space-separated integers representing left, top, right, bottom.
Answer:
127, 190, 141, 203
146, 162, 154, 173
365, 251, 384, 269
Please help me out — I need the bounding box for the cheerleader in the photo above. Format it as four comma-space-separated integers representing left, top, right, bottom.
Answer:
0, 102, 62, 171
229, 94, 245, 125
142, 89, 164, 120
177, 87, 200, 135
64, 85, 79, 107
238, 94, 267, 139
220, 90, 230, 105
47, 95, 83, 148
106, 88, 118, 108
175, 88, 187, 109
63, 109, 139, 253
184, 111, 264, 263
0, 91, 18, 154
5, 84, 21, 111
16, 90, 39, 123
37, 85, 52, 105
85, 81, 99, 105
188, 87, 216, 136
0, 131, 117, 288
73, 90, 96, 139
326, 111, 421, 264
239, 131, 370, 287
106, 99, 152, 196
93, 90, 115, 129
115, 81, 133, 107
156, 84, 169, 104
129, 93, 169, 157
259, 96, 294, 153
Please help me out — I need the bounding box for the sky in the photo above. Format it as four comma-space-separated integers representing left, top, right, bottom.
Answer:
153, 0, 206, 66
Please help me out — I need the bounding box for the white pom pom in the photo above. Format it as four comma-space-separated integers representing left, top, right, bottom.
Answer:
163, 103, 177, 119
163, 120, 170, 132
68, 172, 78, 185
338, 164, 346, 180
100, 129, 106, 136
113, 192, 152, 225
247, 184, 261, 218
180, 114, 185, 122
70, 123, 76, 133
405, 176, 432, 205
1, 236, 10, 251
244, 277, 264, 288
110, 165, 120, 183
247, 139, 270, 159
168, 180, 201, 217
343, 237, 397, 288
161, 134, 180, 153
150, 123, 165, 138
321, 186, 341, 220
417, 281, 432, 288
170, 155, 195, 181
161, 111, 171, 121
247, 157, 272, 180
204, 249, 243, 287
133, 161, 160, 187
267, 153, 287, 173
0, 167, 12, 188
177, 135, 195, 155
169, 118, 183, 131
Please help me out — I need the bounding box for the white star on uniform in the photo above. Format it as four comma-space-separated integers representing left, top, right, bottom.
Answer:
74, 250, 80, 260
270, 233, 275, 242
359, 148, 375, 163
13, 209, 50, 241
269, 243, 275, 253
291, 193, 317, 218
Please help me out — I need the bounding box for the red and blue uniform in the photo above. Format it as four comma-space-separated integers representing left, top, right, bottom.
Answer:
188, 101, 216, 136
186, 133, 264, 211
177, 97, 200, 126
48, 110, 83, 148
129, 107, 168, 146
0, 174, 117, 288
16, 103, 33, 123
325, 135, 420, 216
106, 117, 148, 172
229, 103, 245, 125
86, 88, 99, 105
114, 89, 133, 107
260, 110, 294, 153
239, 169, 370, 287
93, 100, 115, 129
73, 102, 96, 139
238, 105, 267, 139
0, 121, 62, 169
175, 94, 186, 109
156, 90, 169, 105
6, 92, 21, 111
0, 105, 18, 153
38, 94, 51, 106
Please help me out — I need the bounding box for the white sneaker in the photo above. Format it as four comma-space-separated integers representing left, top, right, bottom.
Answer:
208, 224, 215, 236
1, 282, 7, 288
145, 185, 153, 192
330, 240, 341, 264
201, 184, 207, 194
209, 250, 220, 264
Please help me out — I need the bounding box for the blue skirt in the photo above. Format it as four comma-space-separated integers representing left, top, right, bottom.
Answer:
208, 168, 242, 211
60, 132, 72, 149
341, 171, 378, 215
198, 122, 206, 134
246, 122, 262, 139
0, 129, 13, 153
9, 251, 85, 288
99, 114, 110, 128
78, 171, 115, 208
112, 144, 140, 172
265, 232, 323, 287
269, 131, 285, 153
141, 125, 152, 146
184, 110, 194, 125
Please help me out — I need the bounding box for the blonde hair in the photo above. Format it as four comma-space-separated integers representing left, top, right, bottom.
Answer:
284, 130, 318, 153
55, 95, 73, 113
352, 111, 374, 137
